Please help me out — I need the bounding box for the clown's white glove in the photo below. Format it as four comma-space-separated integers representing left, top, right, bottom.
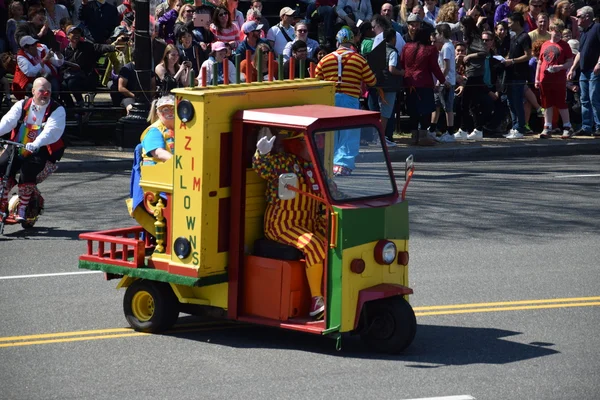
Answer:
25, 143, 39, 153
257, 135, 276, 155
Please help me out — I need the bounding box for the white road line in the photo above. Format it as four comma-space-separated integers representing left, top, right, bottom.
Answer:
0, 271, 103, 280
554, 174, 600, 178
402, 396, 475, 400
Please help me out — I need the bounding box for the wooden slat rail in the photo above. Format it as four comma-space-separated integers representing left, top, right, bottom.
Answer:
79, 226, 150, 268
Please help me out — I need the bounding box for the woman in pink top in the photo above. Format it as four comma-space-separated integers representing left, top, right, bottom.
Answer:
210, 5, 240, 49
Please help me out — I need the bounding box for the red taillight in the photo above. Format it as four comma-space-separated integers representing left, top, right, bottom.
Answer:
350, 259, 365, 274
397, 251, 409, 265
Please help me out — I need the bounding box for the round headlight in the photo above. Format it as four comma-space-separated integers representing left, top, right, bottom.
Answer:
374, 240, 397, 265
174, 237, 191, 259
177, 99, 195, 123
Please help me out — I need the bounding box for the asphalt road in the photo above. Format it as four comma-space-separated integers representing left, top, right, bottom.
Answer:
1, 155, 599, 400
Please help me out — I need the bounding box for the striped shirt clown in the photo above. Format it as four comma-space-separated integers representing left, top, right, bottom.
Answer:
315, 27, 377, 176
252, 127, 327, 319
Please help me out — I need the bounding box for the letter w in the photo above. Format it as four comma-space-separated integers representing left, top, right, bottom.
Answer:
186, 216, 196, 230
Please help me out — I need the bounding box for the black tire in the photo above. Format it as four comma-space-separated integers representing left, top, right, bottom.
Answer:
123, 280, 180, 333
360, 296, 417, 354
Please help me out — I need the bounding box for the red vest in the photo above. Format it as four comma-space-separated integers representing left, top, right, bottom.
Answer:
10, 98, 65, 156
12, 46, 58, 98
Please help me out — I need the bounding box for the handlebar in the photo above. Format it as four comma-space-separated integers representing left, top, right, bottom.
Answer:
0, 138, 25, 148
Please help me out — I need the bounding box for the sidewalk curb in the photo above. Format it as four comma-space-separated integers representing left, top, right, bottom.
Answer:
361, 140, 600, 163
57, 159, 133, 173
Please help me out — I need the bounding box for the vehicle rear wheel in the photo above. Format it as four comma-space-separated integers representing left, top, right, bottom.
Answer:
123, 280, 180, 333
360, 297, 416, 354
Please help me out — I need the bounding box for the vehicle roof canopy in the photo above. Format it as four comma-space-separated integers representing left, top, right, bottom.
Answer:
234, 105, 381, 132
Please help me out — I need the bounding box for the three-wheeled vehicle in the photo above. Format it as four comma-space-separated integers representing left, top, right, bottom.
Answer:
79, 77, 416, 353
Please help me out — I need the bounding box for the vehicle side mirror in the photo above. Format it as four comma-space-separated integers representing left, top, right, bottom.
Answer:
278, 173, 298, 200
405, 155, 414, 182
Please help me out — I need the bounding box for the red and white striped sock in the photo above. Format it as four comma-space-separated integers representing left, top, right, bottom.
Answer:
17, 184, 35, 210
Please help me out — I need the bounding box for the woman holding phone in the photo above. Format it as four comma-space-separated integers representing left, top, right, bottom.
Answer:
177, 27, 208, 77
155, 44, 191, 96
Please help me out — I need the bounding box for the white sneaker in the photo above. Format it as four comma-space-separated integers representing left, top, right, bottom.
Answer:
467, 129, 483, 141
384, 138, 397, 147
454, 129, 469, 140
503, 129, 515, 138
438, 132, 455, 143
506, 130, 524, 139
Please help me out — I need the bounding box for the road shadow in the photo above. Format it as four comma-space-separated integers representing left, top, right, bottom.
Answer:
406, 158, 600, 241
0, 227, 88, 240
162, 316, 558, 365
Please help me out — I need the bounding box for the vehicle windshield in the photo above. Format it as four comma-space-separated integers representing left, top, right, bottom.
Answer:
311, 126, 395, 202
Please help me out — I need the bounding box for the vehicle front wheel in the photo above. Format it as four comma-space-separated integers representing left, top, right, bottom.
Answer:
360, 297, 417, 354
123, 280, 180, 333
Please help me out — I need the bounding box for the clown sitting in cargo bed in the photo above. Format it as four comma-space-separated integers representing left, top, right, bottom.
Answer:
252, 127, 327, 320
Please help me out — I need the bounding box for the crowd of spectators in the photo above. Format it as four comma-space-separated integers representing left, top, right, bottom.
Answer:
0, 0, 599, 142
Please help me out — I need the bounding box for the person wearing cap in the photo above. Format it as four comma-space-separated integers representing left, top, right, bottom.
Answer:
140, 95, 176, 166
12, 35, 63, 100
198, 41, 236, 85
403, 12, 422, 43
236, 20, 269, 57
267, 7, 296, 57
315, 27, 377, 176
282, 21, 320, 62
62, 25, 116, 107
252, 127, 328, 320
0, 77, 66, 221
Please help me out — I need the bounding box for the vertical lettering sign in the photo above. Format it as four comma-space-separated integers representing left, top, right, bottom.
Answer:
175, 135, 202, 266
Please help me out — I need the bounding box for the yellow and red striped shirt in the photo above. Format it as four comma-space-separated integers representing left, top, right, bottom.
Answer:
315, 47, 377, 99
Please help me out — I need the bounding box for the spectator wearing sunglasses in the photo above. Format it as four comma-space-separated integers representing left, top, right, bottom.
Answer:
240, 42, 276, 82
282, 21, 319, 62
282, 40, 316, 79
525, 1, 544, 32
210, 5, 240, 49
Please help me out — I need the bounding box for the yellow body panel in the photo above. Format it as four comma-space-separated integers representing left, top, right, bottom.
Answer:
170, 283, 229, 309
339, 239, 409, 332
144, 80, 336, 279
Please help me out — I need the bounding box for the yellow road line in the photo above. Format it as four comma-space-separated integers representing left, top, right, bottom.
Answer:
0, 297, 598, 348
0, 328, 133, 342
416, 302, 600, 316
0, 332, 148, 348
0, 325, 244, 348
413, 296, 600, 311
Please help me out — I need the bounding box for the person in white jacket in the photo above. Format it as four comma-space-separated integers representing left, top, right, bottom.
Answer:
15, 36, 64, 97
0, 77, 66, 221
197, 41, 237, 85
